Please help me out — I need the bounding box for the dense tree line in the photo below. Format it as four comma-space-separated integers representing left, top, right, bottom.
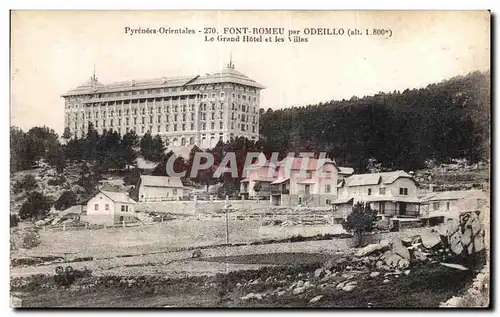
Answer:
10, 124, 168, 173
259, 71, 490, 172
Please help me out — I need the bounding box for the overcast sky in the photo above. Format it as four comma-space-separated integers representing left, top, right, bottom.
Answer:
11, 10, 490, 134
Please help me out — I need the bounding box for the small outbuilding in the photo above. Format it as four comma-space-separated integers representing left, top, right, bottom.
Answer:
85, 190, 137, 225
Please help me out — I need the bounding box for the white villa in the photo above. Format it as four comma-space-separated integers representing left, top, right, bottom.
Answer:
333, 170, 421, 220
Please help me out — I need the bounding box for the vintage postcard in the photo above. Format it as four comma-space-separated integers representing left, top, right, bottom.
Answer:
9, 10, 490, 308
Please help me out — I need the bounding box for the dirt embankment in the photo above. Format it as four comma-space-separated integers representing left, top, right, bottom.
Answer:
12, 253, 484, 308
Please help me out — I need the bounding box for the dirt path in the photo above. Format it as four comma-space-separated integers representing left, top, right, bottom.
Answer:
11, 239, 352, 278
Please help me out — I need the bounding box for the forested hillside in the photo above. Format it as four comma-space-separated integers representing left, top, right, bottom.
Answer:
259, 71, 490, 171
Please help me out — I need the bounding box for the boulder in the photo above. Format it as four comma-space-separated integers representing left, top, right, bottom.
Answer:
356, 243, 390, 257
384, 253, 403, 268
293, 287, 305, 295
470, 217, 482, 236
420, 231, 442, 249
391, 238, 410, 259
440, 263, 469, 271
445, 219, 460, 236
303, 281, 313, 289
296, 280, 304, 288
336, 281, 347, 289
404, 270, 411, 275
461, 228, 472, 247
241, 292, 260, 301
369, 272, 380, 278
249, 278, 261, 285
398, 258, 410, 270
449, 232, 464, 255
474, 234, 485, 252
314, 268, 324, 279
10, 296, 22, 308
323, 260, 334, 271
337, 258, 348, 265
383, 279, 390, 283
342, 282, 357, 292
400, 236, 413, 246
309, 295, 323, 303
277, 291, 286, 297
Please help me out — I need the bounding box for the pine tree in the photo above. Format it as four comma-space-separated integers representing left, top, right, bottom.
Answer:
140, 132, 154, 161
151, 135, 166, 162
122, 130, 138, 169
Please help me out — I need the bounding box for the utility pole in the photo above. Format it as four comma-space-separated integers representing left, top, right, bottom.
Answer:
225, 195, 229, 244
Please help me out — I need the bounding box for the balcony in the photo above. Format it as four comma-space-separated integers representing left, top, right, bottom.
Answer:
271, 188, 290, 195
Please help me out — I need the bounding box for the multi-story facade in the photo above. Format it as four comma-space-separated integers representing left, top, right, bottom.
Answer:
334, 170, 421, 219
62, 62, 264, 148
240, 156, 354, 207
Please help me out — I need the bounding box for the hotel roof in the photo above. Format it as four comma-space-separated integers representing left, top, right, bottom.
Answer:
62, 65, 265, 97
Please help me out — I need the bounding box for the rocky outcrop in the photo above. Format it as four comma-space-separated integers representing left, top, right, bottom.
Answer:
354, 209, 487, 272
440, 264, 490, 307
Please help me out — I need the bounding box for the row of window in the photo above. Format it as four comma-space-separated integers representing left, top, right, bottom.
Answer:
93, 204, 130, 212
67, 103, 258, 117
67, 90, 259, 105
72, 121, 258, 134
433, 201, 450, 211
365, 187, 408, 196
70, 110, 258, 123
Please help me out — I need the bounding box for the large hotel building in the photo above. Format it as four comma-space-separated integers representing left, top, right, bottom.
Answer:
62, 62, 263, 148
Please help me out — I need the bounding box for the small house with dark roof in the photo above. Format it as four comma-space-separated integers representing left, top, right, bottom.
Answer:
86, 190, 137, 225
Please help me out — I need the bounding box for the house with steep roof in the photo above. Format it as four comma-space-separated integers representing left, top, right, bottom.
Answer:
240, 156, 354, 206
333, 170, 421, 220
240, 153, 278, 199
85, 190, 137, 225
136, 175, 184, 202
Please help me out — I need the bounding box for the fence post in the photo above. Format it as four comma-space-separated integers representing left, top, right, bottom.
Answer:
122, 220, 125, 228
85, 222, 88, 230
43, 226, 46, 232
63, 224, 66, 231
224, 196, 229, 244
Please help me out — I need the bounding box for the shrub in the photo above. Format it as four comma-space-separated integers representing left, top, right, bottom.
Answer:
22, 231, 41, 249
19, 192, 52, 221
13, 175, 37, 194
342, 202, 378, 247
54, 190, 77, 210
10, 214, 19, 228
